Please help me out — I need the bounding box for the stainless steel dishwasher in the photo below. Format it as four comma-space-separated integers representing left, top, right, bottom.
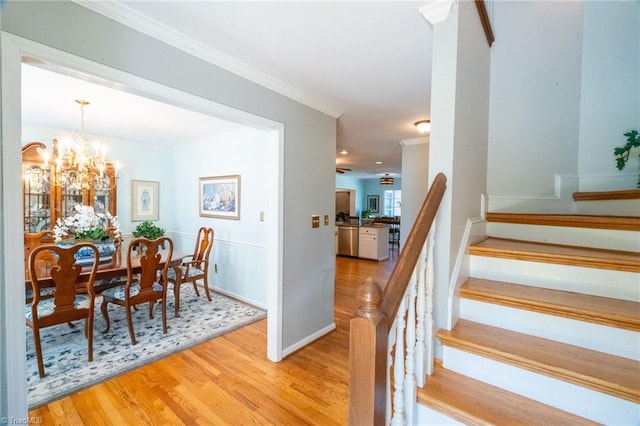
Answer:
337, 225, 359, 257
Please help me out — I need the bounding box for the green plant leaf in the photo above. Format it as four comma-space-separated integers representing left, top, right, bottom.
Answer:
613, 129, 640, 187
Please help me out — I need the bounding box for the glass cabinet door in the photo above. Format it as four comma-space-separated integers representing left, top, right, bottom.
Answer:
22, 141, 118, 232
92, 165, 117, 216
23, 165, 52, 233
22, 143, 53, 233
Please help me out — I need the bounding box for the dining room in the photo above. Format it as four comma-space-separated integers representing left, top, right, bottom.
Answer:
17, 56, 281, 407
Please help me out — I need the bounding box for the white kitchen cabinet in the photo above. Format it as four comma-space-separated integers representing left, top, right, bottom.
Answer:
358, 225, 389, 261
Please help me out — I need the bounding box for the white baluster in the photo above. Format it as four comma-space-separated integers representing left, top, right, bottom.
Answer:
425, 222, 436, 375
387, 319, 397, 426
415, 241, 428, 386
391, 296, 407, 426
404, 268, 418, 425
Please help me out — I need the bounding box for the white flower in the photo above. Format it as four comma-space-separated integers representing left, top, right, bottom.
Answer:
53, 204, 122, 242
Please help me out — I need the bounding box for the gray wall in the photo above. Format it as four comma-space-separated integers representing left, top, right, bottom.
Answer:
400, 138, 429, 251
488, 1, 640, 196
1, 1, 336, 417
429, 0, 490, 355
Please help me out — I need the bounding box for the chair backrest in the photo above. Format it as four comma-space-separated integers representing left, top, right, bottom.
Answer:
126, 237, 174, 291
24, 230, 55, 273
192, 227, 214, 268
28, 243, 100, 317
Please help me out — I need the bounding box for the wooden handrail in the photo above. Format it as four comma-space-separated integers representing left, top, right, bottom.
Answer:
380, 173, 447, 332
475, 0, 494, 47
349, 173, 447, 425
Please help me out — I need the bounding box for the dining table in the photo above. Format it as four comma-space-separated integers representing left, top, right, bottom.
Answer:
25, 248, 188, 293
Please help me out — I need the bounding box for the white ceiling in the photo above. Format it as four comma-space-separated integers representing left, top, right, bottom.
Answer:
21, 62, 246, 146
23, 1, 434, 178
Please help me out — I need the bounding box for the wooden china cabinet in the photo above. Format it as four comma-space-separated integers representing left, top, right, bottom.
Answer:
22, 140, 118, 233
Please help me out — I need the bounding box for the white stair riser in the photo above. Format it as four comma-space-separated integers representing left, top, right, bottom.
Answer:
487, 222, 640, 252
416, 404, 464, 426
470, 255, 640, 302
460, 299, 640, 360
442, 347, 638, 425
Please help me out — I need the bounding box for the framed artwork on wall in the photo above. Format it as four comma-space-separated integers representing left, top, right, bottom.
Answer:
367, 195, 379, 213
132, 180, 159, 221
199, 175, 240, 219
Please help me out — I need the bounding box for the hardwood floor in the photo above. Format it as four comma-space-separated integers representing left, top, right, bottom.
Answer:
29, 251, 397, 425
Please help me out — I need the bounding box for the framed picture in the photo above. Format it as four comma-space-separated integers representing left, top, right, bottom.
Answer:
367, 195, 379, 213
131, 180, 158, 222
199, 175, 240, 219
132, 180, 159, 221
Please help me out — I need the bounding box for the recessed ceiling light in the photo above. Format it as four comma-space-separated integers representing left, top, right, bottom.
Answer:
340, 150, 348, 155
375, 161, 382, 164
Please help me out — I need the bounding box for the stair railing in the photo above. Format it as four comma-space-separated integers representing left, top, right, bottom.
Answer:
349, 173, 447, 425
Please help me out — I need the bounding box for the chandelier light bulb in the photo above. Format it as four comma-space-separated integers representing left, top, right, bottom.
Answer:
36, 99, 120, 192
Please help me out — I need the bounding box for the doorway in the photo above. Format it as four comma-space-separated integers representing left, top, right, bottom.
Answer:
1, 35, 284, 414
335, 188, 356, 220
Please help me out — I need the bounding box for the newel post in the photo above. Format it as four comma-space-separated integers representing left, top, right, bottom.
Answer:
349, 278, 388, 426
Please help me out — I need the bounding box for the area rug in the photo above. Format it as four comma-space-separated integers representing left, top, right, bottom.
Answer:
26, 287, 266, 409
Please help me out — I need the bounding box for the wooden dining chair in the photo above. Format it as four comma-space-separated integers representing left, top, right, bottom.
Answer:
100, 236, 174, 345
26, 243, 100, 378
166, 227, 214, 317
24, 230, 57, 303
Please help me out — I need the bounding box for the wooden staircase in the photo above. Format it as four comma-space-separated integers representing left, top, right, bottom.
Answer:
417, 213, 640, 425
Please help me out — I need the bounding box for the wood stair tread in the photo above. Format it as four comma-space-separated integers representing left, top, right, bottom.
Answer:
486, 212, 640, 231
460, 278, 640, 331
470, 237, 640, 272
418, 362, 601, 426
572, 189, 640, 202
437, 320, 640, 403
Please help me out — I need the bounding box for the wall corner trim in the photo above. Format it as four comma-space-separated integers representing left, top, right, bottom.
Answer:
419, 0, 455, 26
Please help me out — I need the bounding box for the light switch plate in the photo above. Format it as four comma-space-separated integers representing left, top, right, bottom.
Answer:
312, 215, 320, 228
324, 215, 329, 226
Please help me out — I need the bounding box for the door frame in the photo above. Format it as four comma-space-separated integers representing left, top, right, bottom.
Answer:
1, 33, 284, 415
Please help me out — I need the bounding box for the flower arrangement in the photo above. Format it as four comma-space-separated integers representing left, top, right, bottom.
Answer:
53, 204, 122, 242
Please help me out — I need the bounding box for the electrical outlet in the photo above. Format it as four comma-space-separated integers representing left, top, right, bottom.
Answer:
312, 215, 320, 228
324, 215, 329, 226
214, 264, 218, 273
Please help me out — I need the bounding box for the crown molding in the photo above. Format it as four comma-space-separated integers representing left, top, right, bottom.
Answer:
400, 136, 429, 146
419, 0, 455, 26
72, 1, 344, 119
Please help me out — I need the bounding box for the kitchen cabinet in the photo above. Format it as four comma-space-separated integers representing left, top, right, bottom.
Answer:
22, 141, 117, 233
358, 225, 389, 261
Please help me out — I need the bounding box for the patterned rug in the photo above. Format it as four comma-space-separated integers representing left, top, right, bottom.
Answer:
26, 286, 266, 409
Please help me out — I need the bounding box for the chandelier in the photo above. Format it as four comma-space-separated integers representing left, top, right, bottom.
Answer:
380, 174, 394, 185
37, 100, 119, 192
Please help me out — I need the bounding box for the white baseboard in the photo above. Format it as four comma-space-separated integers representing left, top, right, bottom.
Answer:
211, 285, 266, 310
281, 323, 336, 358
487, 174, 578, 213
447, 218, 485, 330
487, 173, 640, 215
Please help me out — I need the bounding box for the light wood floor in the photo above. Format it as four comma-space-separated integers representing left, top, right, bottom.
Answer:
29, 251, 397, 425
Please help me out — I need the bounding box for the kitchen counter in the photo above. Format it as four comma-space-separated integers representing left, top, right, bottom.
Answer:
336, 223, 389, 260
336, 223, 389, 228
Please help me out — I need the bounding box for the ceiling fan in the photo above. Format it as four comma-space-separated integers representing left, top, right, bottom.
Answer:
336, 167, 351, 174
